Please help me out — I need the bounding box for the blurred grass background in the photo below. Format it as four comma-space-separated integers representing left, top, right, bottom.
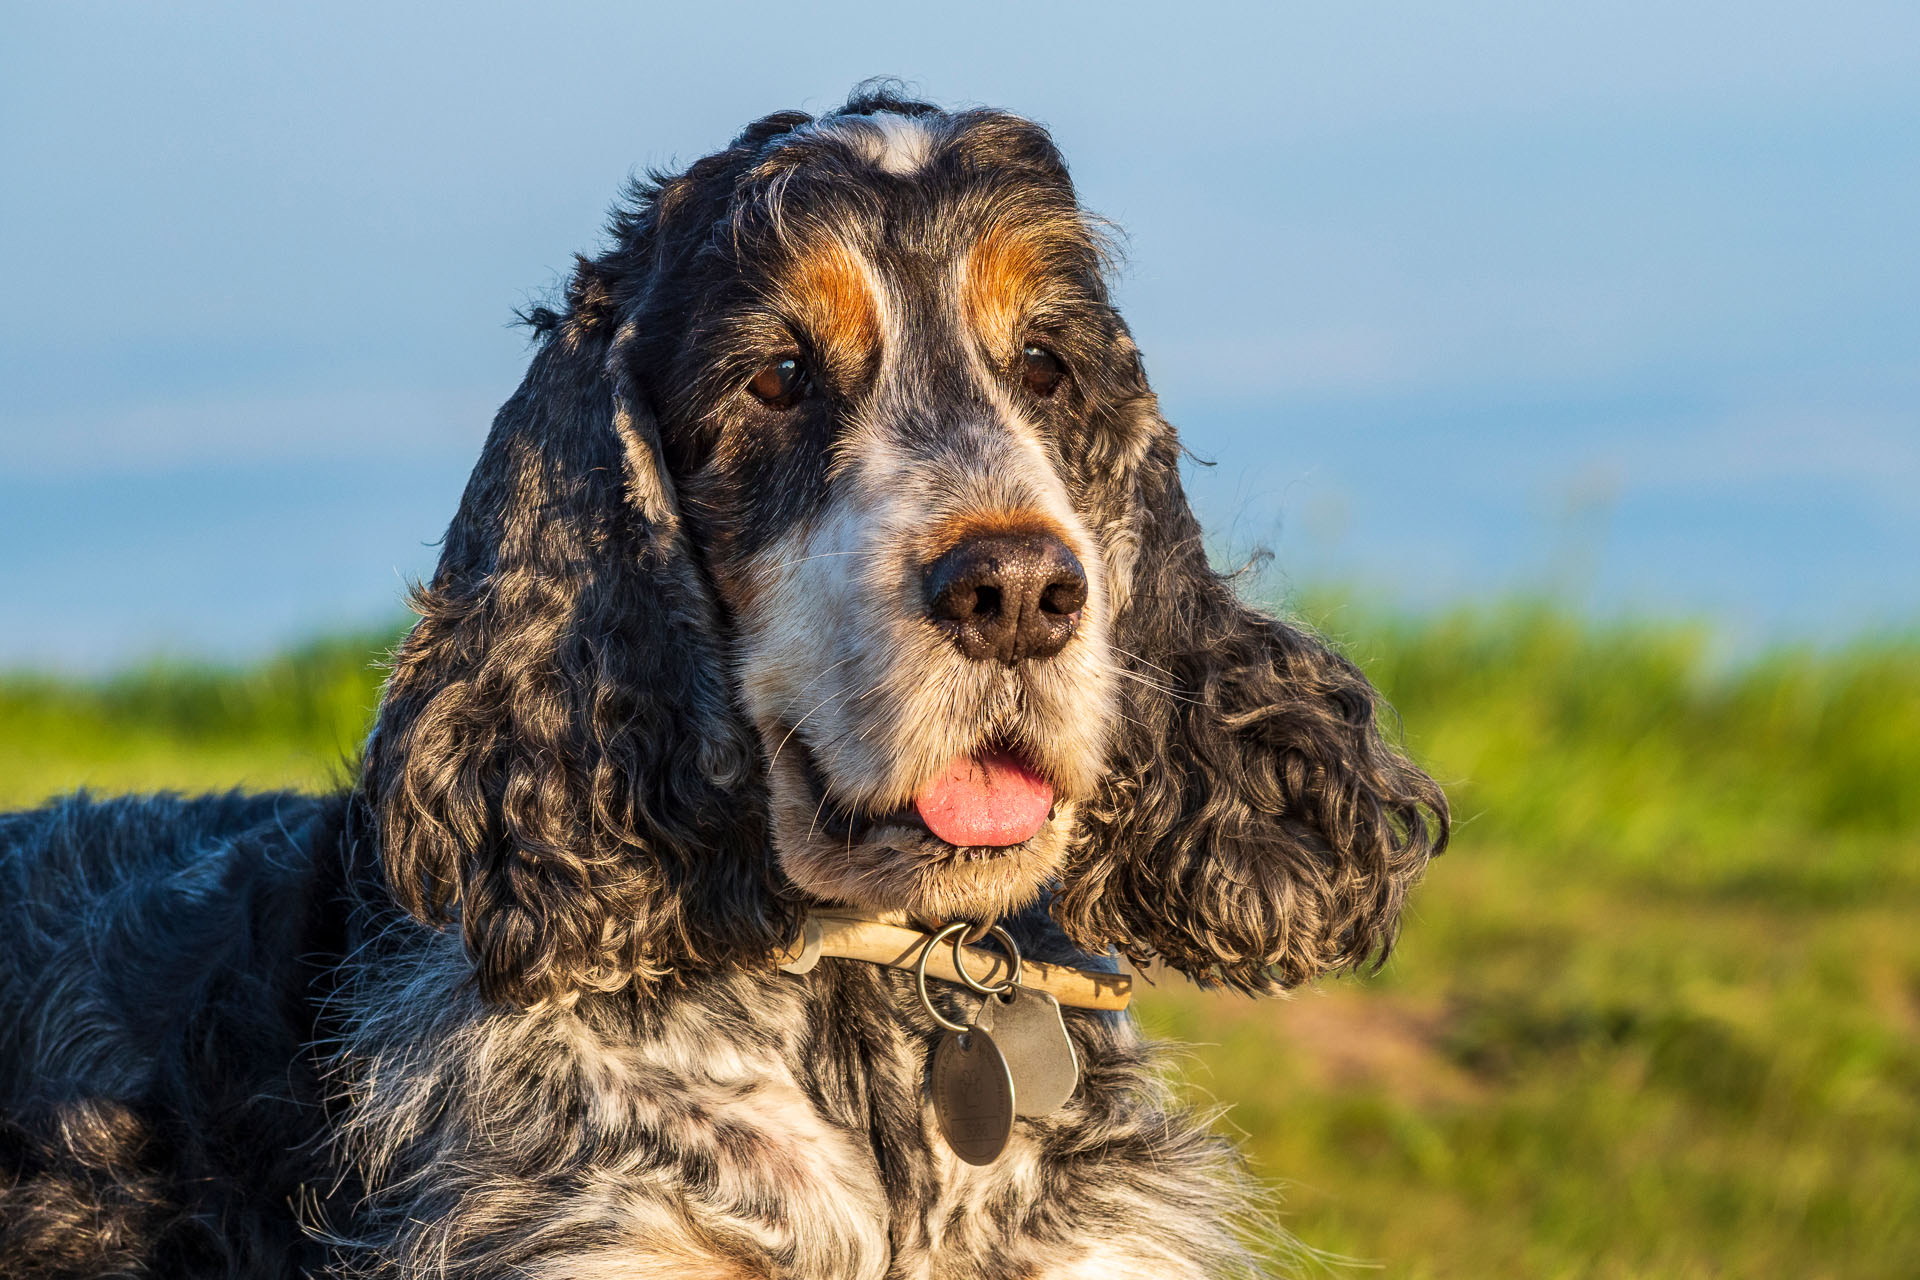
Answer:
3, 605, 1916, 1278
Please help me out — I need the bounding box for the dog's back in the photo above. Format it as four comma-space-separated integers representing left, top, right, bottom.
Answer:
0, 791, 344, 1278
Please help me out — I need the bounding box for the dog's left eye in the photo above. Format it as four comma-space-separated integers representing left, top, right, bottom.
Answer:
1020, 344, 1066, 398
747, 356, 811, 410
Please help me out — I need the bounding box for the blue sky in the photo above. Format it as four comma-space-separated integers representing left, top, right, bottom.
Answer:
3, 1, 1916, 667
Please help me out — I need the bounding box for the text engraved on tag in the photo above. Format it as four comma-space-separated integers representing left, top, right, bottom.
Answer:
931, 1028, 1015, 1165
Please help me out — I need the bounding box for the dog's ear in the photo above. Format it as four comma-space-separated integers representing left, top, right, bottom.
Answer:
1054, 404, 1448, 994
361, 284, 786, 1011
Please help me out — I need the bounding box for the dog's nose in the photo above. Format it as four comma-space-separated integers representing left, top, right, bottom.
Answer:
923, 533, 1088, 664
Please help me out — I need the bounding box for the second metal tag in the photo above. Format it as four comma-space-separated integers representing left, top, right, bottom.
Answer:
978, 986, 1080, 1117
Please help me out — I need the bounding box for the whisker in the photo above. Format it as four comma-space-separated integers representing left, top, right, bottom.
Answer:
1108, 644, 1181, 682
771, 683, 859, 770
767, 656, 863, 764
805, 785, 834, 844
761, 549, 866, 574
852, 674, 895, 703
1111, 668, 1189, 700
1092, 660, 1176, 697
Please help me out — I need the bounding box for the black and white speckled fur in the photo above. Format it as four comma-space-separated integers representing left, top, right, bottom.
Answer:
328, 882, 1249, 1279
0, 87, 1447, 1278
1, 795, 1245, 1278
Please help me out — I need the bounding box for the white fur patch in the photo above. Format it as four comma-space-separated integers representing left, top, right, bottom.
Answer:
835, 111, 938, 176
1036, 1240, 1214, 1279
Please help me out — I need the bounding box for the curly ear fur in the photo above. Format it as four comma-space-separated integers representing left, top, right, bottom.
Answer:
360, 309, 789, 1011
1056, 419, 1449, 994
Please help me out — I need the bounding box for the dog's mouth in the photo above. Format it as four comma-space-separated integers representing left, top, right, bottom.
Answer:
793, 736, 1056, 864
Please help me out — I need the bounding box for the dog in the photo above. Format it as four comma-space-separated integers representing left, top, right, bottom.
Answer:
0, 88, 1447, 1279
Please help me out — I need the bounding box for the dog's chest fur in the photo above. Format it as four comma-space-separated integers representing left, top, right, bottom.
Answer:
332, 918, 1225, 1280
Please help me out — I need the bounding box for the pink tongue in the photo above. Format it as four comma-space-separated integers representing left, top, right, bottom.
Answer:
913, 750, 1054, 848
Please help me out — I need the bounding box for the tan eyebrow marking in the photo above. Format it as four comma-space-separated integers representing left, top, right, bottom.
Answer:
785, 241, 879, 357
961, 222, 1047, 343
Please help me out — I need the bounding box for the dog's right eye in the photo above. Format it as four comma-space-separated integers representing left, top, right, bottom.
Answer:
747, 356, 811, 410
1019, 344, 1067, 398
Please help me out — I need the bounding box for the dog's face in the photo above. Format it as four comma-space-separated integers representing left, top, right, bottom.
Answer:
367, 93, 1446, 1011
629, 110, 1142, 924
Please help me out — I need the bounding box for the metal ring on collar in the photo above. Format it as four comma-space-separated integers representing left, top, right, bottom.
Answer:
915, 922, 974, 1034
951, 924, 1022, 996
776, 916, 824, 975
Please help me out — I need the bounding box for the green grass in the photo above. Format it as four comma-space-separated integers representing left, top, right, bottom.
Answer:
4, 604, 1917, 1278
0, 631, 393, 806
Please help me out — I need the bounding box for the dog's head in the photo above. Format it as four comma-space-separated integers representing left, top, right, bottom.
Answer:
362, 90, 1447, 1010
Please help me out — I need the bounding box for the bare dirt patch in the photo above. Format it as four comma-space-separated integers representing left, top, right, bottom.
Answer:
1270, 991, 1482, 1106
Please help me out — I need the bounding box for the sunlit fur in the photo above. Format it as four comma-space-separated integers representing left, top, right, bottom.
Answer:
0, 87, 1447, 1278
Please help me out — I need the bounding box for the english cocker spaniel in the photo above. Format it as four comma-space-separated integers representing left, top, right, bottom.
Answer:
0, 89, 1447, 1279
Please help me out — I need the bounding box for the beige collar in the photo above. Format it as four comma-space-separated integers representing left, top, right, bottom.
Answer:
776, 912, 1132, 1012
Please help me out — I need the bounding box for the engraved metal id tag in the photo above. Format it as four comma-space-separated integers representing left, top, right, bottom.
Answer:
979, 986, 1080, 1117
931, 1028, 1015, 1165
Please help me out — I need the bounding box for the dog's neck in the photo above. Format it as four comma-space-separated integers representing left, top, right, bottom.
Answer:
775, 907, 1133, 1011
